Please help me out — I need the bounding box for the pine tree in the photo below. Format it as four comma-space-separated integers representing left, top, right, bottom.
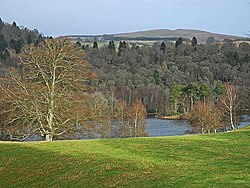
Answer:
27, 34, 32, 44
191, 36, 198, 46
108, 40, 115, 51
160, 42, 166, 51
93, 41, 98, 49
175, 37, 183, 48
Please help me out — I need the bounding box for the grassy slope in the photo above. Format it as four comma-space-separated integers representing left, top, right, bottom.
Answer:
0, 127, 250, 188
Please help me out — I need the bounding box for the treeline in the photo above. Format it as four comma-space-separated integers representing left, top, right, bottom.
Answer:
0, 18, 45, 73
0, 39, 148, 141
80, 37, 250, 116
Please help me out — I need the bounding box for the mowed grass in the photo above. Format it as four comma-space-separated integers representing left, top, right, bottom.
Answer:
0, 127, 250, 188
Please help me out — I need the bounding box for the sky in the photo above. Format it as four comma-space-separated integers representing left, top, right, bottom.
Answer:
1, 0, 250, 37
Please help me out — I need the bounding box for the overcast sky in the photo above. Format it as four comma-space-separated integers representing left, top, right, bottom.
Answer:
1, 0, 250, 37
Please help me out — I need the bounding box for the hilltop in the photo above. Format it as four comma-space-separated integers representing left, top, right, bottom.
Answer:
65, 29, 245, 44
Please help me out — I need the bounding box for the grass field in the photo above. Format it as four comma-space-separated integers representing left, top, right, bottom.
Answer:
0, 126, 250, 187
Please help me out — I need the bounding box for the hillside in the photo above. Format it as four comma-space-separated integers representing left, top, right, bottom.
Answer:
65, 29, 245, 44
1, 126, 249, 187
115, 29, 244, 43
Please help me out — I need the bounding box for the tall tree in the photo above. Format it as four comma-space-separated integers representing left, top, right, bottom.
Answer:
128, 99, 147, 137
169, 85, 183, 113
0, 39, 97, 141
219, 83, 239, 130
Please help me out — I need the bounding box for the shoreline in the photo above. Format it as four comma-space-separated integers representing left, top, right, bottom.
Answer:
159, 114, 188, 120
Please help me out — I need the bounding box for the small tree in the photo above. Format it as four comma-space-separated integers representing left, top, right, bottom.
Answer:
128, 99, 147, 137
93, 41, 98, 49
160, 42, 166, 51
190, 101, 222, 134
115, 99, 129, 137
175, 37, 183, 48
108, 40, 116, 52
191, 36, 198, 46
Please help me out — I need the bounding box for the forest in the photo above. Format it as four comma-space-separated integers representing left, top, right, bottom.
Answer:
83, 37, 250, 113
0, 19, 250, 141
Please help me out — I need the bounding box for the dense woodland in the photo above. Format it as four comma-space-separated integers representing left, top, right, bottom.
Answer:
83, 37, 250, 114
0, 19, 250, 141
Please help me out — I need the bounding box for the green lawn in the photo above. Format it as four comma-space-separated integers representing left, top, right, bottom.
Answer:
1, 127, 250, 188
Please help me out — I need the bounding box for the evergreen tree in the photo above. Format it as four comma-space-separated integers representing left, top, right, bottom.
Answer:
175, 37, 183, 48
75, 41, 81, 47
118, 41, 127, 56
27, 34, 32, 44
191, 36, 198, 46
12, 21, 17, 27
160, 42, 166, 51
14, 39, 23, 53
0, 34, 9, 60
93, 41, 98, 49
108, 40, 115, 51
0, 34, 7, 52
0, 18, 3, 31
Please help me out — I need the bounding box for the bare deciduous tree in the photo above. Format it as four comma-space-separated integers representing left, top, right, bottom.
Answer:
219, 83, 239, 130
189, 101, 222, 134
0, 39, 97, 141
128, 99, 147, 137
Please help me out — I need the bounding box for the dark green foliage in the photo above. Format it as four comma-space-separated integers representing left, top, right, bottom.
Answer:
12, 21, 17, 27
0, 18, 3, 31
213, 81, 225, 97
153, 69, 161, 85
175, 37, 183, 48
191, 36, 198, 46
198, 84, 211, 102
75, 41, 81, 47
118, 41, 127, 55
160, 42, 166, 51
27, 34, 32, 44
14, 39, 23, 53
84, 38, 250, 114
93, 41, 98, 49
0, 34, 9, 60
0, 34, 7, 52
108, 40, 115, 51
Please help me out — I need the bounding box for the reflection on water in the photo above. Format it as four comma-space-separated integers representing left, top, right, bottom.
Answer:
146, 115, 250, 137
239, 114, 250, 128
146, 118, 191, 137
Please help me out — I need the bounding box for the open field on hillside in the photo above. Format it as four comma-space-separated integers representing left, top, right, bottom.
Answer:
0, 126, 250, 187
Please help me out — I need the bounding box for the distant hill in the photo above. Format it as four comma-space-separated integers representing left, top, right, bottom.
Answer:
64, 29, 245, 44
113, 29, 244, 44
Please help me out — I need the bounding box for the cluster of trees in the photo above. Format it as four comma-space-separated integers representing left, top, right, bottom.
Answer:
0, 18, 45, 75
169, 82, 224, 114
81, 37, 250, 116
0, 39, 147, 141
0, 18, 250, 140
189, 83, 239, 133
